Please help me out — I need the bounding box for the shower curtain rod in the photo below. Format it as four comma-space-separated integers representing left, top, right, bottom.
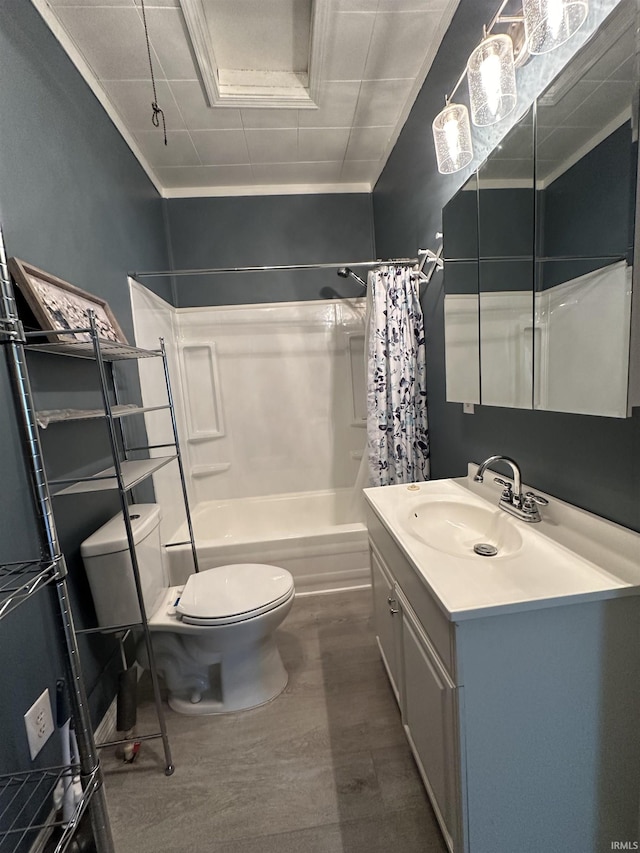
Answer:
131, 255, 428, 279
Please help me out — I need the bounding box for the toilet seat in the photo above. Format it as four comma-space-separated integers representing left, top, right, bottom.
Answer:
176, 563, 294, 626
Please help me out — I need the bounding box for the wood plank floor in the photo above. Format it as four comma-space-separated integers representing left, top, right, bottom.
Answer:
102, 588, 447, 852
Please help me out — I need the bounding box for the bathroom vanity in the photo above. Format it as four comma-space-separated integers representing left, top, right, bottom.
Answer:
364, 469, 640, 853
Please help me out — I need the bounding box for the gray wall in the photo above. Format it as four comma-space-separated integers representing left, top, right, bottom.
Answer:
0, 0, 170, 791
373, 0, 640, 533
163, 194, 375, 306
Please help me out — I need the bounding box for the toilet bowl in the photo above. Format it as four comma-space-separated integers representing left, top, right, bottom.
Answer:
80, 504, 295, 715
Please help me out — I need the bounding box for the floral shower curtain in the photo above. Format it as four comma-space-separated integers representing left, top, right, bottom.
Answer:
367, 265, 430, 487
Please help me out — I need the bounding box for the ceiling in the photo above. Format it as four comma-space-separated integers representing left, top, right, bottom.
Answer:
33, 0, 460, 197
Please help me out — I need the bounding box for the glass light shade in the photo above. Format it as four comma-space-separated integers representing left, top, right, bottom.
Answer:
467, 34, 517, 127
523, 0, 589, 55
432, 103, 473, 174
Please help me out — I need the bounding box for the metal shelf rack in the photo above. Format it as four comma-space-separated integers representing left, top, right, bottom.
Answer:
27, 323, 200, 770
0, 765, 100, 853
0, 558, 60, 621
0, 227, 199, 852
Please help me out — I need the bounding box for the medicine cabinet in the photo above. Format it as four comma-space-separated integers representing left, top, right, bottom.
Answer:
444, 0, 640, 417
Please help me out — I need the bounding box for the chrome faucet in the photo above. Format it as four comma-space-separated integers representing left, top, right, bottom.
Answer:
474, 455, 547, 523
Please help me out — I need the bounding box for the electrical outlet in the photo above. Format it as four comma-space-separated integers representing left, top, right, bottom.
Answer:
24, 688, 55, 760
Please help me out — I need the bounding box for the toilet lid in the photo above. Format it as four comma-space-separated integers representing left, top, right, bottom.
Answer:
176, 563, 294, 624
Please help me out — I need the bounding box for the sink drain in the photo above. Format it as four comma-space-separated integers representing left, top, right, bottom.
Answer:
473, 543, 498, 557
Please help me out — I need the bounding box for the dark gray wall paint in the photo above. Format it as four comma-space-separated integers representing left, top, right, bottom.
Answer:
163, 194, 375, 306
0, 0, 170, 790
373, 0, 640, 532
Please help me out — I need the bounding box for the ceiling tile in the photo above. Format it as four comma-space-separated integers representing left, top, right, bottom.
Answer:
49, 0, 135, 6
298, 81, 360, 128
563, 81, 632, 128
332, 0, 379, 10
298, 128, 351, 161
244, 129, 299, 163
252, 161, 343, 184
345, 126, 393, 160
583, 28, 635, 82
353, 79, 413, 127
133, 0, 181, 7
134, 130, 200, 166
190, 130, 251, 165
102, 80, 186, 131
376, 0, 451, 9
169, 81, 242, 129
156, 165, 255, 188
322, 12, 376, 82
364, 11, 440, 80
536, 125, 597, 163
145, 7, 199, 80
55, 7, 159, 80
537, 81, 592, 129
241, 109, 299, 129
340, 159, 379, 182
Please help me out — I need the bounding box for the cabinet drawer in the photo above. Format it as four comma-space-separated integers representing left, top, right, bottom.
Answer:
367, 506, 456, 680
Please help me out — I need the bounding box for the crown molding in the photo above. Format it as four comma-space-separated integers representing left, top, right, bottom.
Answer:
163, 181, 372, 198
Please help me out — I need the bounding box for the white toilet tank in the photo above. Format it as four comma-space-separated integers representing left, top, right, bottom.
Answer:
80, 504, 166, 628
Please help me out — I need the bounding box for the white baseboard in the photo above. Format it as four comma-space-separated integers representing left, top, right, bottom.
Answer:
295, 583, 371, 598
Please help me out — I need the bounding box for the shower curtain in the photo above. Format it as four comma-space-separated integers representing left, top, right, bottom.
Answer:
367, 265, 430, 487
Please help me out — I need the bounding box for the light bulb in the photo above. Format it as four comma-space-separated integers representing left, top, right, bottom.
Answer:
444, 115, 461, 163
547, 0, 564, 39
467, 34, 517, 126
432, 103, 473, 174
480, 52, 502, 117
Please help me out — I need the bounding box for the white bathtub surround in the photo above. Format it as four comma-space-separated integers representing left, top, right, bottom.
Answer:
478, 289, 534, 409
129, 280, 190, 543
534, 260, 632, 416
445, 261, 633, 415
166, 487, 369, 595
179, 298, 367, 502
130, 281, 370, 594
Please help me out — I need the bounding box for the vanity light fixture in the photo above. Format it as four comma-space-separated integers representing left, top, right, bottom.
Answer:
467, 32, 517, 126
432, 102, 474, 174
432, 0, 589, 174
523, 0, 589, 54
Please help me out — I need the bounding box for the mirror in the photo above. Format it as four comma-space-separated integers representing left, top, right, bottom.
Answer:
443, 0, 640, 417
443, 172, 480, 405
478, 107, 535, 409
533, 2, 637, 416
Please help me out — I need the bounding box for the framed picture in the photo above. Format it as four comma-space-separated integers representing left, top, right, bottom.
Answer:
8, 258, 128, 344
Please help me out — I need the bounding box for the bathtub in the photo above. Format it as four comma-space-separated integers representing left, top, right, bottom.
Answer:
165, 488, 370, 595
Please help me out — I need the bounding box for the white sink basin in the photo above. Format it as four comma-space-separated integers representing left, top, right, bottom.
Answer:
403, 496, 523, 559
364, 472, 639, 619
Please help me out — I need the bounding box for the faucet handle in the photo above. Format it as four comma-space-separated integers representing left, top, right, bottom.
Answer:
523, 491, 549, 507
494, 477, 513, 500
522, 492, 549, 519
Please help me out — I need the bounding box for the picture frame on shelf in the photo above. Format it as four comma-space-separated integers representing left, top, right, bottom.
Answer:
8, 257, 128, 344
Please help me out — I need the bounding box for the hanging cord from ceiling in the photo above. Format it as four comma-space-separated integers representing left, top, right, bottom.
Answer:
139, 0, 167, 145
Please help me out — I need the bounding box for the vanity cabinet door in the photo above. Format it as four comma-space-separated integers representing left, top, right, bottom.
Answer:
401, 601, 460, 852
370, 543, 401, 703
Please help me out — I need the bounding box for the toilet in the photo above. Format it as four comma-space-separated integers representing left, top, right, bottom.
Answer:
80, 504, 295, 715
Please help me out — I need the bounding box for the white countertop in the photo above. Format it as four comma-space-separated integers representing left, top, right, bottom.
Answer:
364, 468, 640, 620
